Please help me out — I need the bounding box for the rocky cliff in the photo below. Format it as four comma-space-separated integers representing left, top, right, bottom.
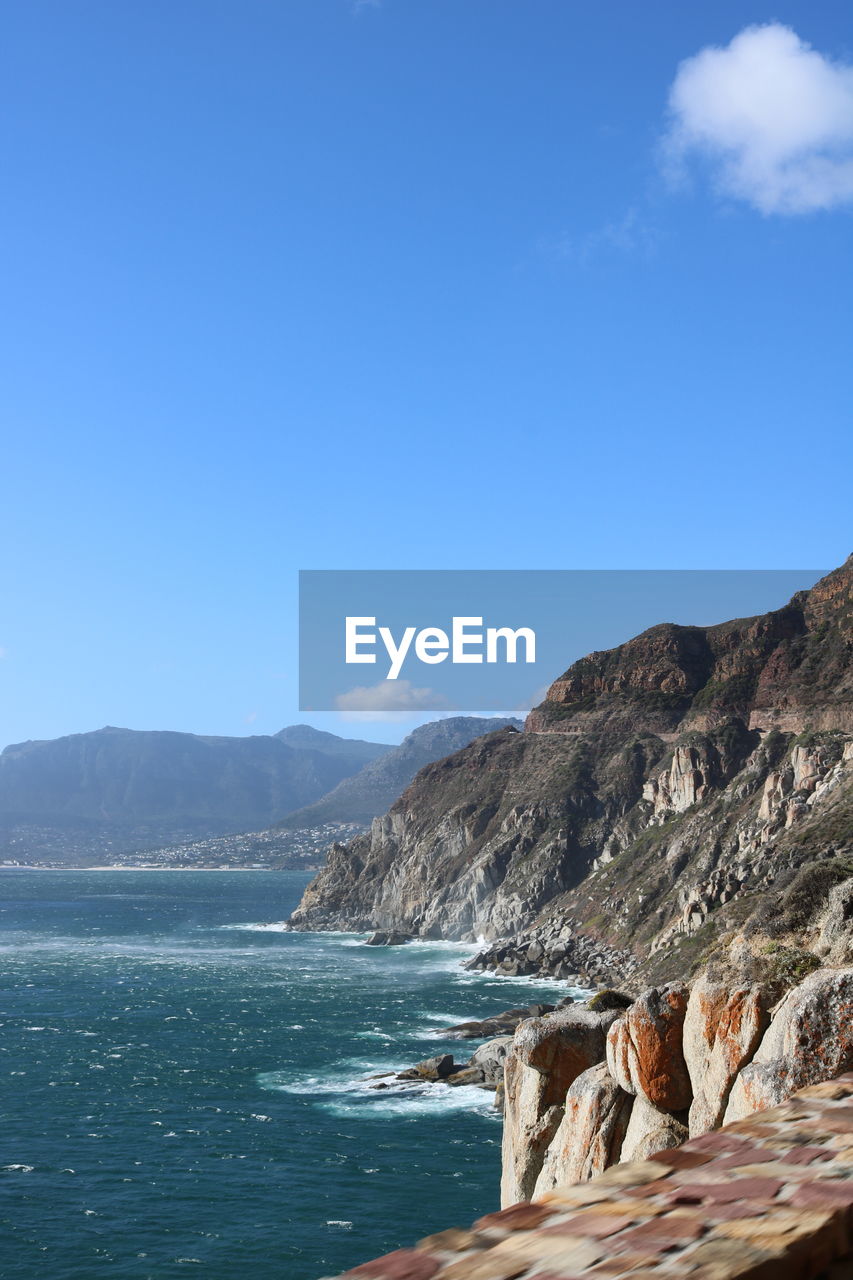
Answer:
501, 965, 853, 1206
288, 558, 852, 991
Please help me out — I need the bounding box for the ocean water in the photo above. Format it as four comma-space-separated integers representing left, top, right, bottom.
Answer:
0, 870, 580, 1280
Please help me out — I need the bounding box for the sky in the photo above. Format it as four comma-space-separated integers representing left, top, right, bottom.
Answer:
1, 1, 851, 747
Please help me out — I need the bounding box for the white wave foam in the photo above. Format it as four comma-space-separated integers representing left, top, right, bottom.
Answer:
258, 1062, 499, 1121
318, 1081, 499, 1121
217, 922, 289, 933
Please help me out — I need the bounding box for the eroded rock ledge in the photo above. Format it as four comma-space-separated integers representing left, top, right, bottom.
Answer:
329, 1074, 853, 1280
501, 966, 853, 1206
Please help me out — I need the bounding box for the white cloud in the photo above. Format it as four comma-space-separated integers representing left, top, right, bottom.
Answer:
335, 679, 450, 721
665, 23, 853, 214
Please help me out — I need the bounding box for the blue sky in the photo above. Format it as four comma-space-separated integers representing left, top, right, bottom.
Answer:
1, 1, 851, 747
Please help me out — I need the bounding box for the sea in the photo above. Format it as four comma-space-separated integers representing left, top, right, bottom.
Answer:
0, 870, 582, 1280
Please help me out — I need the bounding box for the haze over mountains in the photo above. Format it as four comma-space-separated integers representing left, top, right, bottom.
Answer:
0, 717, 521, 866
276, 717, 523, 829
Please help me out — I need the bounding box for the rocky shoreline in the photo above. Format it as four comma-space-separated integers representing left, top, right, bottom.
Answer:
383, 999, 582, 1102
357, 933, 853, 1208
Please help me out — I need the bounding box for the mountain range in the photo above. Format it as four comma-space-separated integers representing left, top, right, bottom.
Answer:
0, 717, 521, 864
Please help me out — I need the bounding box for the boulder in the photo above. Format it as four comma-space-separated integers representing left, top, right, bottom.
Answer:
533, 1063, 633, 1196
401, 1054, 457, 1082
365, 930, 411, 946
469, 1035, 513, 1085
514, 1006, 620, 1095
619, 1094, 688, 1163
445, 1066, 486, 1087
500, 1007, 619, 1206
605, 983, 692, 1111
442, 1005, 554, 1040
682, 977, 770, 1136
501, 1051, 565, 1206
724, 967, 853, 1122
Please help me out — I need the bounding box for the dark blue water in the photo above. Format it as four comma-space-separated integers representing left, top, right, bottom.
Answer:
0, 871, 576, 1279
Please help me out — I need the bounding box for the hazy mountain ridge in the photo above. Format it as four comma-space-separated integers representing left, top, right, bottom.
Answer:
275, 717, 524, 829
0, 724, 393, 863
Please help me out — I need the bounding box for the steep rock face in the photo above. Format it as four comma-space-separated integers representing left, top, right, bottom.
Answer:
502, 966, 852, 1203
724, 967, 853, 1121
500, 1008, 621, 1204
604, 984, 691, 1110
532, 1063, 632, 1197
288, 561, 852, 988
682, 978, 770, 1136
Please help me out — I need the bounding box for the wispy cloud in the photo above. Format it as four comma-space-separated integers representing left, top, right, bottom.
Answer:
663, 23, 853, 214
335, 679, 450, 721
546, 206, 660, 266
351, 0, 381, 14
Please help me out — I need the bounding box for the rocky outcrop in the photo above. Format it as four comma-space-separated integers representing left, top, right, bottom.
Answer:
329, 1076, 853, 1280
500, 966, 853, 1205
501, 1007, 621, 1204
441, 1003, 557, 1040
724, 967, 853, 1121
532, 1063, 632, 1195
682, 977, 770, 1135
604, 983, 691, 1110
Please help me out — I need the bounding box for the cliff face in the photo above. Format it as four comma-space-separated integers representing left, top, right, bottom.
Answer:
288, 559, 853, 988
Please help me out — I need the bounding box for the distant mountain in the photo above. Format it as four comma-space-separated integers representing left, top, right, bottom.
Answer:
274, 724, 391, 767
276, 716, 524, 829
0, 724, 393, 862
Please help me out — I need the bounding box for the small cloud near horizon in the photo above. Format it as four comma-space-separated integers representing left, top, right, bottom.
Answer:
335, 679, 451, 721
663, 23, 853, 214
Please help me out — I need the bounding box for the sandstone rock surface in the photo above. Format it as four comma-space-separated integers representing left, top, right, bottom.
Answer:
532, 1062, 632, 1198
683, 977, 769, 1136
724, 967, 853, 1121
605, 983, 692, 1110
